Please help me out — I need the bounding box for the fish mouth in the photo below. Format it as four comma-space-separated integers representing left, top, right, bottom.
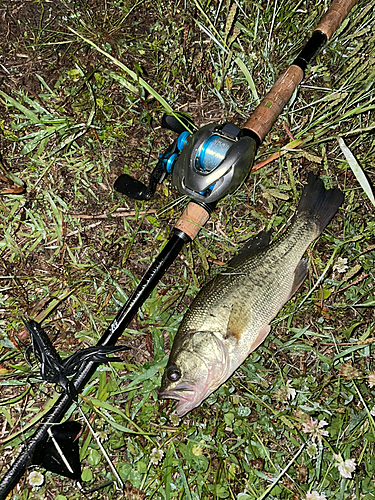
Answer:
159, 334, 231, 417
158, 381, 218, 417
158, 386, 194, 402
158, 383, 199, 417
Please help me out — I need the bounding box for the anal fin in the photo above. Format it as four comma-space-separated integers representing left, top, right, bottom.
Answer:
249, 324, 271, 354
288, 258, 309, 300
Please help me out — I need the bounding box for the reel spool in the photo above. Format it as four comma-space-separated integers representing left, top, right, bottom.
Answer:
114, 114, 258, 204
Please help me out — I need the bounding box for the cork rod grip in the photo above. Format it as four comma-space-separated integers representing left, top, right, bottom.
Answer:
242, 65, 303, 143
174, 202, 210, 240
315, 0, 358, 39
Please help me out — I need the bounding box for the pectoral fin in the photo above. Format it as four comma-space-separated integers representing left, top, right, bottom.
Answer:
226, 302, 250, 341
249, 324, 271, 353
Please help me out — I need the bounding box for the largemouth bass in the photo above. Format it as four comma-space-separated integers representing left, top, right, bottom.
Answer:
159, 173, 343, 416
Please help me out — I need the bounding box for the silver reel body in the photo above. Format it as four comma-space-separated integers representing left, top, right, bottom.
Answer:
171, 123, 258, 204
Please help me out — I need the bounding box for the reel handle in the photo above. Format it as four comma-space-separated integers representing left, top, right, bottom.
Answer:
161, 113, 195, 134
114, 174, 154, 201
114, 113, 195, 201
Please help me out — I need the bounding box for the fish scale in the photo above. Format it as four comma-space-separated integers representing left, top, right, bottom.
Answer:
159, 173, 344, 416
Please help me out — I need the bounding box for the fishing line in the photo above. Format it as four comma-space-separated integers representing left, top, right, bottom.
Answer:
76, 405, 124, 491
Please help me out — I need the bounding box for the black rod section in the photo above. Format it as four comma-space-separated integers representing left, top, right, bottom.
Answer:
99, 230, 189, 347
0, 229, 192, 499
293, 30, 328, 72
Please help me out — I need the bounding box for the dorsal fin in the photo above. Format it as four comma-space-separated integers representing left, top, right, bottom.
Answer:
227, 230, 272, 268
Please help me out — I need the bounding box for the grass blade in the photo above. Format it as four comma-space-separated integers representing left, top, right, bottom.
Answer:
337, 137, 375, 207
68, 27, 174, 115
257, 444, 305, 500
234, 57, 259, 104
0, 90, 41, 123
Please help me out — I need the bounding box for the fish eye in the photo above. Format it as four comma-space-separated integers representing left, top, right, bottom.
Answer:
167, 365, 181, 382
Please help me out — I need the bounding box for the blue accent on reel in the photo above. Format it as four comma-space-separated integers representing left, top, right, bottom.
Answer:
199, 183, 215, 196
158, 131, 191, 176
165, 153, 178, 173
177, 131, 190, 151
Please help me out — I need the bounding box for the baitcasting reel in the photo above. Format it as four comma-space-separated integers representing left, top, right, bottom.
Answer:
114, 113, 258, 204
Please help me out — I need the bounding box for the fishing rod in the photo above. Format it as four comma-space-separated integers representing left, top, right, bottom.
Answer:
0, 0, 358, 497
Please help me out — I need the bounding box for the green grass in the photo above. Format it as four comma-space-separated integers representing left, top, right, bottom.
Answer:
0, 0, 374, 499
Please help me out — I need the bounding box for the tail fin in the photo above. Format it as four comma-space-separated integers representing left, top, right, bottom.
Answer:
297, 172, 344, 234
